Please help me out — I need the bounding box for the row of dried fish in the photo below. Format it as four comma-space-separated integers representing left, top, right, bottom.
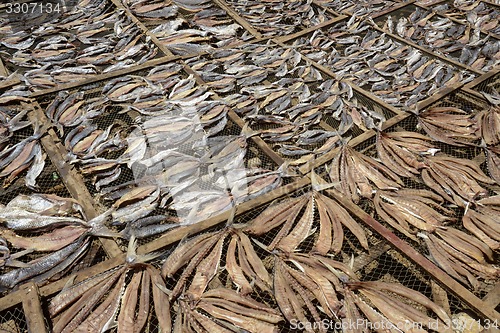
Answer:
0, 193, 124, 292
224, 0, 331, 37
431, 0, 500, 35
159, 191, 453, 333
123, 0, 250, 55
186, 42, 387, 162
323, 118, 499, 287
48, 237, 282, 333
380, 7, 500, 72
292, 21, 475, 107
46, 69, 285, 236
0, 109, 46, 188
315, 0, 400, 17
0, 0, 159, 91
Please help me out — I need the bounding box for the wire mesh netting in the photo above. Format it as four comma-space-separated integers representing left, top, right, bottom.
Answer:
0, 0, 163, 92
0, 306, 31, 333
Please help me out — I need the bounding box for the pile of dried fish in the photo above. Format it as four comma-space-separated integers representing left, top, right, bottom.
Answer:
315, 0, 400, 17
0, 194, 120, 292
292, 21, 476, 107
376, 131, 434, 178
123, 0, 250, 55
224, 0, 331, 36
186, 42, 387, 163
431, 1, 500, 35
417, 105, 480, 146
463, 195, 500, 251
380, 7, 500, 72
48, 244, 171, 333
155, 192, 453, 333
331, 115, 500, 288
327, 144, 403, 203
0, 119, 46, 189
0, 0, 159, 91
374, 189, 454, 238
243, 188, 369, 254
46, 67, 284, 238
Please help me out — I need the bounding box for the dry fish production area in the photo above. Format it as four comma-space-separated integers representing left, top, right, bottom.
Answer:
0, 0, 500, 331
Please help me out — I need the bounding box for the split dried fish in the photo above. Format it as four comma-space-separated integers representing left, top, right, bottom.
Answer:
421, 154, 494, 206
374, 189, 454, 239
327, 144, 403, 203
417, 106, 480, 146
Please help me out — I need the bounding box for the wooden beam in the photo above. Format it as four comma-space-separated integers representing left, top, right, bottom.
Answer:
0, 74, 21, 90
464, 67, 500, 91
21, 282, 48, 333
351, 243, 392, 273
416, 81, 464, 110
25, 102, 122, 258
227, 110, 285, 166
137, 176, 310, 254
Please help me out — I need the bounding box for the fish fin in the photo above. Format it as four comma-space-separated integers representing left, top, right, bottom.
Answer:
6, 259, 30, 268
9, 248, 34, 260
88, 208, 122, 238
154, 281, 172, 296
61, 275, 76, 293
277, 160, 298, 178
240, 122, 258, 139
311, 170, 338, 192
251, 237, 271, 253
127, 234, 137, 259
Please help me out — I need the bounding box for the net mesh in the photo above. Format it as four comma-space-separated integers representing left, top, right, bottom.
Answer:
0, 306, 29, 333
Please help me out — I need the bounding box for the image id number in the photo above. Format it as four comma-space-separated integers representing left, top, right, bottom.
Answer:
5, 2, 61, 14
